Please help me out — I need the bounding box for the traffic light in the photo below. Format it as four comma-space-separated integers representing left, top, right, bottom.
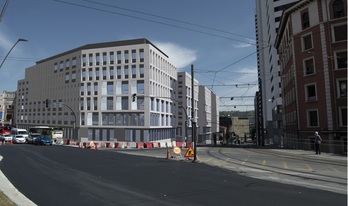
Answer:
132, 93, 136, 102
45, 99, 49, 108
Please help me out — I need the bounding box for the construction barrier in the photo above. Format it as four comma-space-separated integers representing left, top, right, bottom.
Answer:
105, 142, 111, 148
144, 142, 153, 148
176, 142, 185, 148
152, 142, 159, 148
66, 139, 71, 145
136, 142, 144, 149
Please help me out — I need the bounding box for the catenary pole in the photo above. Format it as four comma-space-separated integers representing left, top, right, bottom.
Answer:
191, 64, 197, 162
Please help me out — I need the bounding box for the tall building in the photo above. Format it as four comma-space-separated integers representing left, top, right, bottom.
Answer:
16, 38, 178, 142
176, 72, 199, 142
255, 0, 300, 145
275, 0, 347, 154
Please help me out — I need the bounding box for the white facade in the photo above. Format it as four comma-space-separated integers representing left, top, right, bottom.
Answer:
16, 39, 178, 142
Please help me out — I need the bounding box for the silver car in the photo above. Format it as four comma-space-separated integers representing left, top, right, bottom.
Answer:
12, 135, 26, 144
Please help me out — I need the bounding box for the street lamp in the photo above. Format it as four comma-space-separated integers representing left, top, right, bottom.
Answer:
0, 38, 28, 69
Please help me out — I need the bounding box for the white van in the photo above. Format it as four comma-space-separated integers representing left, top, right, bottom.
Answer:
10, 128, 29, 142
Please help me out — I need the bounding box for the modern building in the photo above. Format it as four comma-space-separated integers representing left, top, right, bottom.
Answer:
0, 90, 15, 126
255, 0, 300, 145
275, 0, 347, 154
176, 71, 199, 143
16, 38, 179, 142
15, 38, 220, 144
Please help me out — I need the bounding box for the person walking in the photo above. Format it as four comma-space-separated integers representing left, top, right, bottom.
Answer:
314, 131, 322, 155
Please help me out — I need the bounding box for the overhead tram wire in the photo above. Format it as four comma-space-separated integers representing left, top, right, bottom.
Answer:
84, 0, 257, 42
53, 0, 260, 46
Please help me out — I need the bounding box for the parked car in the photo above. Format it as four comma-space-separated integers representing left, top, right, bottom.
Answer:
34, 136, 53, 145
2, 134, 13, 142
27, 133, 41, 144
12, 135, 26, 144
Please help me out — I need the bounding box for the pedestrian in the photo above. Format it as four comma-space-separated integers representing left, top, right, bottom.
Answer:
314, 131, 322, 155
1, 136, 4, 145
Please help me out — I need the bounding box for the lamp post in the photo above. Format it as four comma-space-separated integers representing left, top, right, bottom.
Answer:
0, 38, 28, 69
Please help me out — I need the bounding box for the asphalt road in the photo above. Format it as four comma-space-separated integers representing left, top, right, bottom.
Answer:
0, 144, 346, 206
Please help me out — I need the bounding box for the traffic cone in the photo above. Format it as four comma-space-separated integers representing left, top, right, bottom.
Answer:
166, 144, 171, 159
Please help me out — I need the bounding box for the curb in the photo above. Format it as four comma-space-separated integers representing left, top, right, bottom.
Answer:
0, 156, 37, 206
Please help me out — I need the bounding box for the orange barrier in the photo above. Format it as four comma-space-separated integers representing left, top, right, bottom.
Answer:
176, 142, 184, 148
136, 142, 144, 149
144, 142, 153, 148
93, 143, 98, 150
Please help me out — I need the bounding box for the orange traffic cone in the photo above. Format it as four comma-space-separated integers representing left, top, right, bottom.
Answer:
166, 144, 171, 159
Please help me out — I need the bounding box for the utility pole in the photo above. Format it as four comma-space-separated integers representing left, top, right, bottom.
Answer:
191, 64, 198, 162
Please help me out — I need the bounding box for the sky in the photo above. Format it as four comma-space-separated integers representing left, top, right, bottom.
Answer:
0, 0, 258, 111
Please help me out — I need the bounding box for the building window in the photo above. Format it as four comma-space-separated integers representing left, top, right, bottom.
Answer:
80, 84, 84, 95
110, 66, 114, 79
337, 79, 347, 97
117, 66, 121, 79
304, 58, 315, 75
132, 49, 136, 63
82, 69, 86, 81
88, 68, 93, 80
122, 81, 128, 94
132, 65, 136, 78
122, 97, 129, 110
307, 110, 319, 127
93, 97, 98, 110
302, 12, 310, 29
332, 0, 345, 18
71, 71, 76, 82
137, 97, 144, 110
102, 67, 107, 80
306, 83, 317, 101
107, 82, 114, 95
117, 51, 121, 64
339, 107, 347, 126
96, 53, 100, 66
124, 66, 129, 79
92, 113, 98, 126
110, 52, 114, 64
95, 67, 100, 80
139, 49, 144, 62
102, 52, 107, 65
137, 80, 144, 94
82, 55, 87, 66
107, 97, 113, 110
139, 64, 144, 78
72, 57, 77, 68
87, 83, 91, 95
94, 82, 98, 95
124, 50, 129, 64
335, 51, 347, 69
65, 72, 70, 82
89, 54, 93, 66
302, 34, 313, 51
332, 24, 347, 42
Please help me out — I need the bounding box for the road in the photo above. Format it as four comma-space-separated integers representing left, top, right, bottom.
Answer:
0, 144, 346, 206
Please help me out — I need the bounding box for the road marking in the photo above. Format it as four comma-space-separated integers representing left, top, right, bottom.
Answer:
331, 167, 339, 173
262, 160, 266, 166
305, 164, 313, 171
283, 162, 288, 169
242, 158, 248, 165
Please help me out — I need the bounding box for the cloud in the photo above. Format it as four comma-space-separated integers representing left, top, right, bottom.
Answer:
233, 42, 253, 48
154, 41, 197, 69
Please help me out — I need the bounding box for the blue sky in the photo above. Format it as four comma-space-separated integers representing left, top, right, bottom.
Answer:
0, 0, 257, 111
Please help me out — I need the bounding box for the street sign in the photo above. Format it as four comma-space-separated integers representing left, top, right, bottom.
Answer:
184, 147, 194, 158
173, 146, 181, 155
